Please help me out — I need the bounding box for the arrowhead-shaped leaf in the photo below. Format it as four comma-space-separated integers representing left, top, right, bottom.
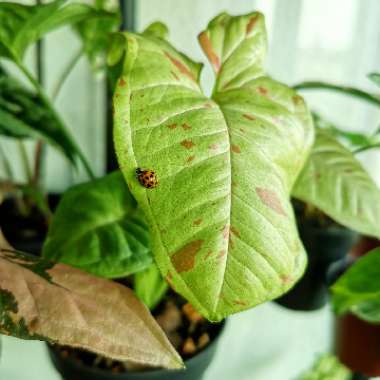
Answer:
331, 248, 380, 323
0, 243, 183, 368
0, 0, 115, 63
293, 129, 380, 238
43, 171, 152, 278
113, 12, 314, 321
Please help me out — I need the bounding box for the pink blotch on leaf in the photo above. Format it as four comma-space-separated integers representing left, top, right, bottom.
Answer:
256, 187, 287, 216
170, 240, 204, 273
257, 86, 268, 96
198, 32, 221, 72
164, 52, 196, 81
246, 14, 259, 35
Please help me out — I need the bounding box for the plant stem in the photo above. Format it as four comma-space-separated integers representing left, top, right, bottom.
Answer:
0, 143, 14, 181
17, 140, 32, 183
52, 47, 83, 101
293, 81, 380, 108
17, 61, 95, 180
353, 143, 380, 155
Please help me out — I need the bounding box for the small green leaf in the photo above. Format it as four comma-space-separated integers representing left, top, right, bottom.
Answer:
0, 67, 80, 164
0, 244, 183, 368
113, 12, 314, 321
43, 171, 152, 278
293, 129, 380, 238
135, 263, 169, 310
368, 72, 380, 87
0, 0, 115, 63
142, 22, 169, 40
331, 248, 380, 323
298, 355, 351, 380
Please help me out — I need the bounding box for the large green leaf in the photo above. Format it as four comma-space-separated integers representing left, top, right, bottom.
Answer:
0, 67, 79, 163
0, 0, 114, 63
0, 240, 182, 368
113, 12, 314, 321
43, 171, 152, 278
292, 129, 380, 238
331, 248, 380, 323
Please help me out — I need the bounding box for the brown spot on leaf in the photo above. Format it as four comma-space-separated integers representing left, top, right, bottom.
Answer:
280, 274, 293, 285
198, 32, 221, 72
180, 140, 195, 149
119, 78, 126, 87
256, 187, 286, 216
229, 237, 235, 249
231, 145, 241, 153
315, 172, 321, 180
181, 123, 191, 131
204, 250, 213, 261
217, 250, 226, 260
233, 300, 247, 306
167, 123, 177, 130
208, 143, 218, 150
257, 86, 268, 96
230, 226, 240, 238
203, 102, 213, 109
114, 93, 120, 98
246, 14, 259, 35
292, 95, 303, 105
186, 155, 195, 163
164, 52, 196, 81
239, 128, 246, 133
170, 240, 204, 273
193, 219, 202, 226
243, 114, 256, 121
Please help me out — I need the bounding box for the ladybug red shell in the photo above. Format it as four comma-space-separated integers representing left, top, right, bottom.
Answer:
136, 168, 158, 189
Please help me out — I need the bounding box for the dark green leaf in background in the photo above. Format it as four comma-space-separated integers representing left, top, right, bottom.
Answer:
43, 171, 152, 278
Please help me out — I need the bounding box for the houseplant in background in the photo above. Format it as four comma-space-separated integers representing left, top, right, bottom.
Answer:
276, 73, 380, 310
0, 0, 119, 253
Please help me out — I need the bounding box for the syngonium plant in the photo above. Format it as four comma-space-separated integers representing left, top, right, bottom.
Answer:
2, 7, 380, 369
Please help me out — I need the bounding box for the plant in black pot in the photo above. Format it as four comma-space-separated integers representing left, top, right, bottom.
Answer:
276, 74, 380, 311
0, 0, 118, 254
38, 9, 318, 379
0, 6, 319, 378
1, 4, 377, 379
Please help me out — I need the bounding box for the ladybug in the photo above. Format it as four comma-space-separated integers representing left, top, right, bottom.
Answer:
136, 168, 158, 189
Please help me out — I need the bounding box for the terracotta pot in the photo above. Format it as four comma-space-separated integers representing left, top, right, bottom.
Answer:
334, 237, 380, 377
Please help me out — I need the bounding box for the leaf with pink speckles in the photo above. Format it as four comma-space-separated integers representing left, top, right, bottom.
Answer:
113, 12, 313, 321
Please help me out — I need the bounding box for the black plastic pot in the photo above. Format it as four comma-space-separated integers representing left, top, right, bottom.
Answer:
0, 194, 60, 255
47, 322, 224, 380
275, 223, 358, 311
